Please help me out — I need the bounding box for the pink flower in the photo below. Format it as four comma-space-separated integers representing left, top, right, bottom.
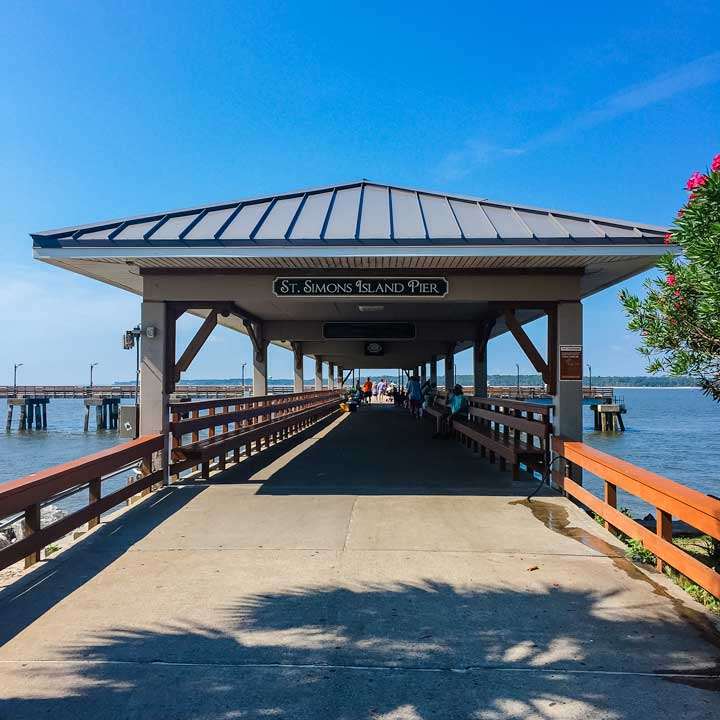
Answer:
685, 171, 707, 190
666, 274, 676, 286
674, 289, 681, 298
712, 154, 720, 173
664, 232, 672, 245
677, 208, 684, 218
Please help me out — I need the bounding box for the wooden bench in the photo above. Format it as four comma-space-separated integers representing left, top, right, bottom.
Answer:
424, 391, 449, 434
450, 397, 552, 480
169, 391, 342, 479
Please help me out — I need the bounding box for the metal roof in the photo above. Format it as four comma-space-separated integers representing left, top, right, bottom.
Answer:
31, 180, 667, 249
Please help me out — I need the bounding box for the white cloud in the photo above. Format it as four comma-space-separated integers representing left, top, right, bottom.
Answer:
437, 141, 525, 181
531, 52, 720, 148
437, 52, 720, 179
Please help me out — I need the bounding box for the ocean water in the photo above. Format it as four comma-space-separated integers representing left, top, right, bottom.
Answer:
0, 389, 718, 518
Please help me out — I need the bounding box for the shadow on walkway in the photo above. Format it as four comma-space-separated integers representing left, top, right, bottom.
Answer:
2, 580, 717, 718
211, 404, 541, 497
0, 484, 205, 646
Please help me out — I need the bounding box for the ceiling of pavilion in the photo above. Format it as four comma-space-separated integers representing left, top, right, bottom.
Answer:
32, 180, 667, 248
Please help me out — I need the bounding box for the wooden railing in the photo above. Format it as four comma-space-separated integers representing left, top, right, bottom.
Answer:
169, 390, 342, 478
0, 384, 324, 399
0, 434, 165, 572
552, 438, 720, 598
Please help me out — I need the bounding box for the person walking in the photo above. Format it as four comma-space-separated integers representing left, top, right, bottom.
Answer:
406, 373, 423, 419
421, 379, 437, 417
362, 377, 373, 404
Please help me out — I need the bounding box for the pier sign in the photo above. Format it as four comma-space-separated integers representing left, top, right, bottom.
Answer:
273, 276, 448, 298
559, 345, 583, 380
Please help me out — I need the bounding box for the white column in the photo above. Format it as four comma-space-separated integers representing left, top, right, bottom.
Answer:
552, 301, 583, 441
328, 362, 335, 389
314, 356, 323, 390
252, 326, 268, 396
293, 342, 304, 393
473, 339, 488, 397
140, 300, 171, 437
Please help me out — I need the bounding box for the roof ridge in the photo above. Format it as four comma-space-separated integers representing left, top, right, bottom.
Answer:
31, 180, 669, 239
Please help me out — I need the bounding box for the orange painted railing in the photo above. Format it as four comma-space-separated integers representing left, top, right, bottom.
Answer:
552, 437, 720, 598
0, 434, 165, 572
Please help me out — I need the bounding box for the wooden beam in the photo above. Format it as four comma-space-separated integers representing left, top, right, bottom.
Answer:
243, 319, 266, 362
174, 310, 218, 382
504, 308, 550, 384
475, 318, 496, 362
166, 301, 260, 326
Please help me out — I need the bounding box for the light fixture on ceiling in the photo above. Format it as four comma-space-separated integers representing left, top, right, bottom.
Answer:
358, 305, 384, 312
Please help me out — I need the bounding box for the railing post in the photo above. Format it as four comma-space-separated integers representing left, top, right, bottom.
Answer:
604, 481, 617, 534
23, 503, 41, 568
88, 476, 101, 529
170, 411, 180, 482
656, 509, 672, 573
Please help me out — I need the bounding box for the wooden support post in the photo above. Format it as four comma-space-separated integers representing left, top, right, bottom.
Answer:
444, 344, 454, 390
23, 503, 41, 568
5, 404, 12, 432
41, 401, 47, 429
19, 404, 27, 431
656, 509, 672, 573
88, 477, 101, 529
83, 403, 90, 432
171, 411, 180, 481
604, 481, 618, 534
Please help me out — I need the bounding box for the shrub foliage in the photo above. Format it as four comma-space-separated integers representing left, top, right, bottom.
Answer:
621, 154, 720, 400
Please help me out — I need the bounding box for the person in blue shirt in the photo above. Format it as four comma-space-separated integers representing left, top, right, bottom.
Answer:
406, 374, 423, 419
434, 384, 468, 438
448, 384, 468, 416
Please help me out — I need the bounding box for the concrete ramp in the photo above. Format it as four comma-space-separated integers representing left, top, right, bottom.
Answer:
1, 406, 718, 719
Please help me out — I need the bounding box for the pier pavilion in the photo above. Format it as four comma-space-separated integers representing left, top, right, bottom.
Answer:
3, 181, 720, 718
31, 180, 668, 446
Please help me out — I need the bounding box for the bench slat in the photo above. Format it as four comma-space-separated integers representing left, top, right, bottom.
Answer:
453, 421, 543, 461
467, 407, 550, 438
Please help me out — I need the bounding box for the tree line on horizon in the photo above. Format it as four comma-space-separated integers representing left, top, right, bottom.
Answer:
131, 374, 699, 388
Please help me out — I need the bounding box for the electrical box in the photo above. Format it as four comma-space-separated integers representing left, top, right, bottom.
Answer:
119, 405, 139, 438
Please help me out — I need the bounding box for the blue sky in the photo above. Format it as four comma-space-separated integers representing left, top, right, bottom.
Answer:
1, 1, 719, 383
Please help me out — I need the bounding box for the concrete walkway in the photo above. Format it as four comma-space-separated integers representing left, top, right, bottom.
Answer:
1, 404, 718, 719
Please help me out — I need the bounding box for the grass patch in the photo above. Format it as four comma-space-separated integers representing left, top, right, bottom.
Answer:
664, 568, 720, 614
44, 544, 60, 557
625, 538, 656, 565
